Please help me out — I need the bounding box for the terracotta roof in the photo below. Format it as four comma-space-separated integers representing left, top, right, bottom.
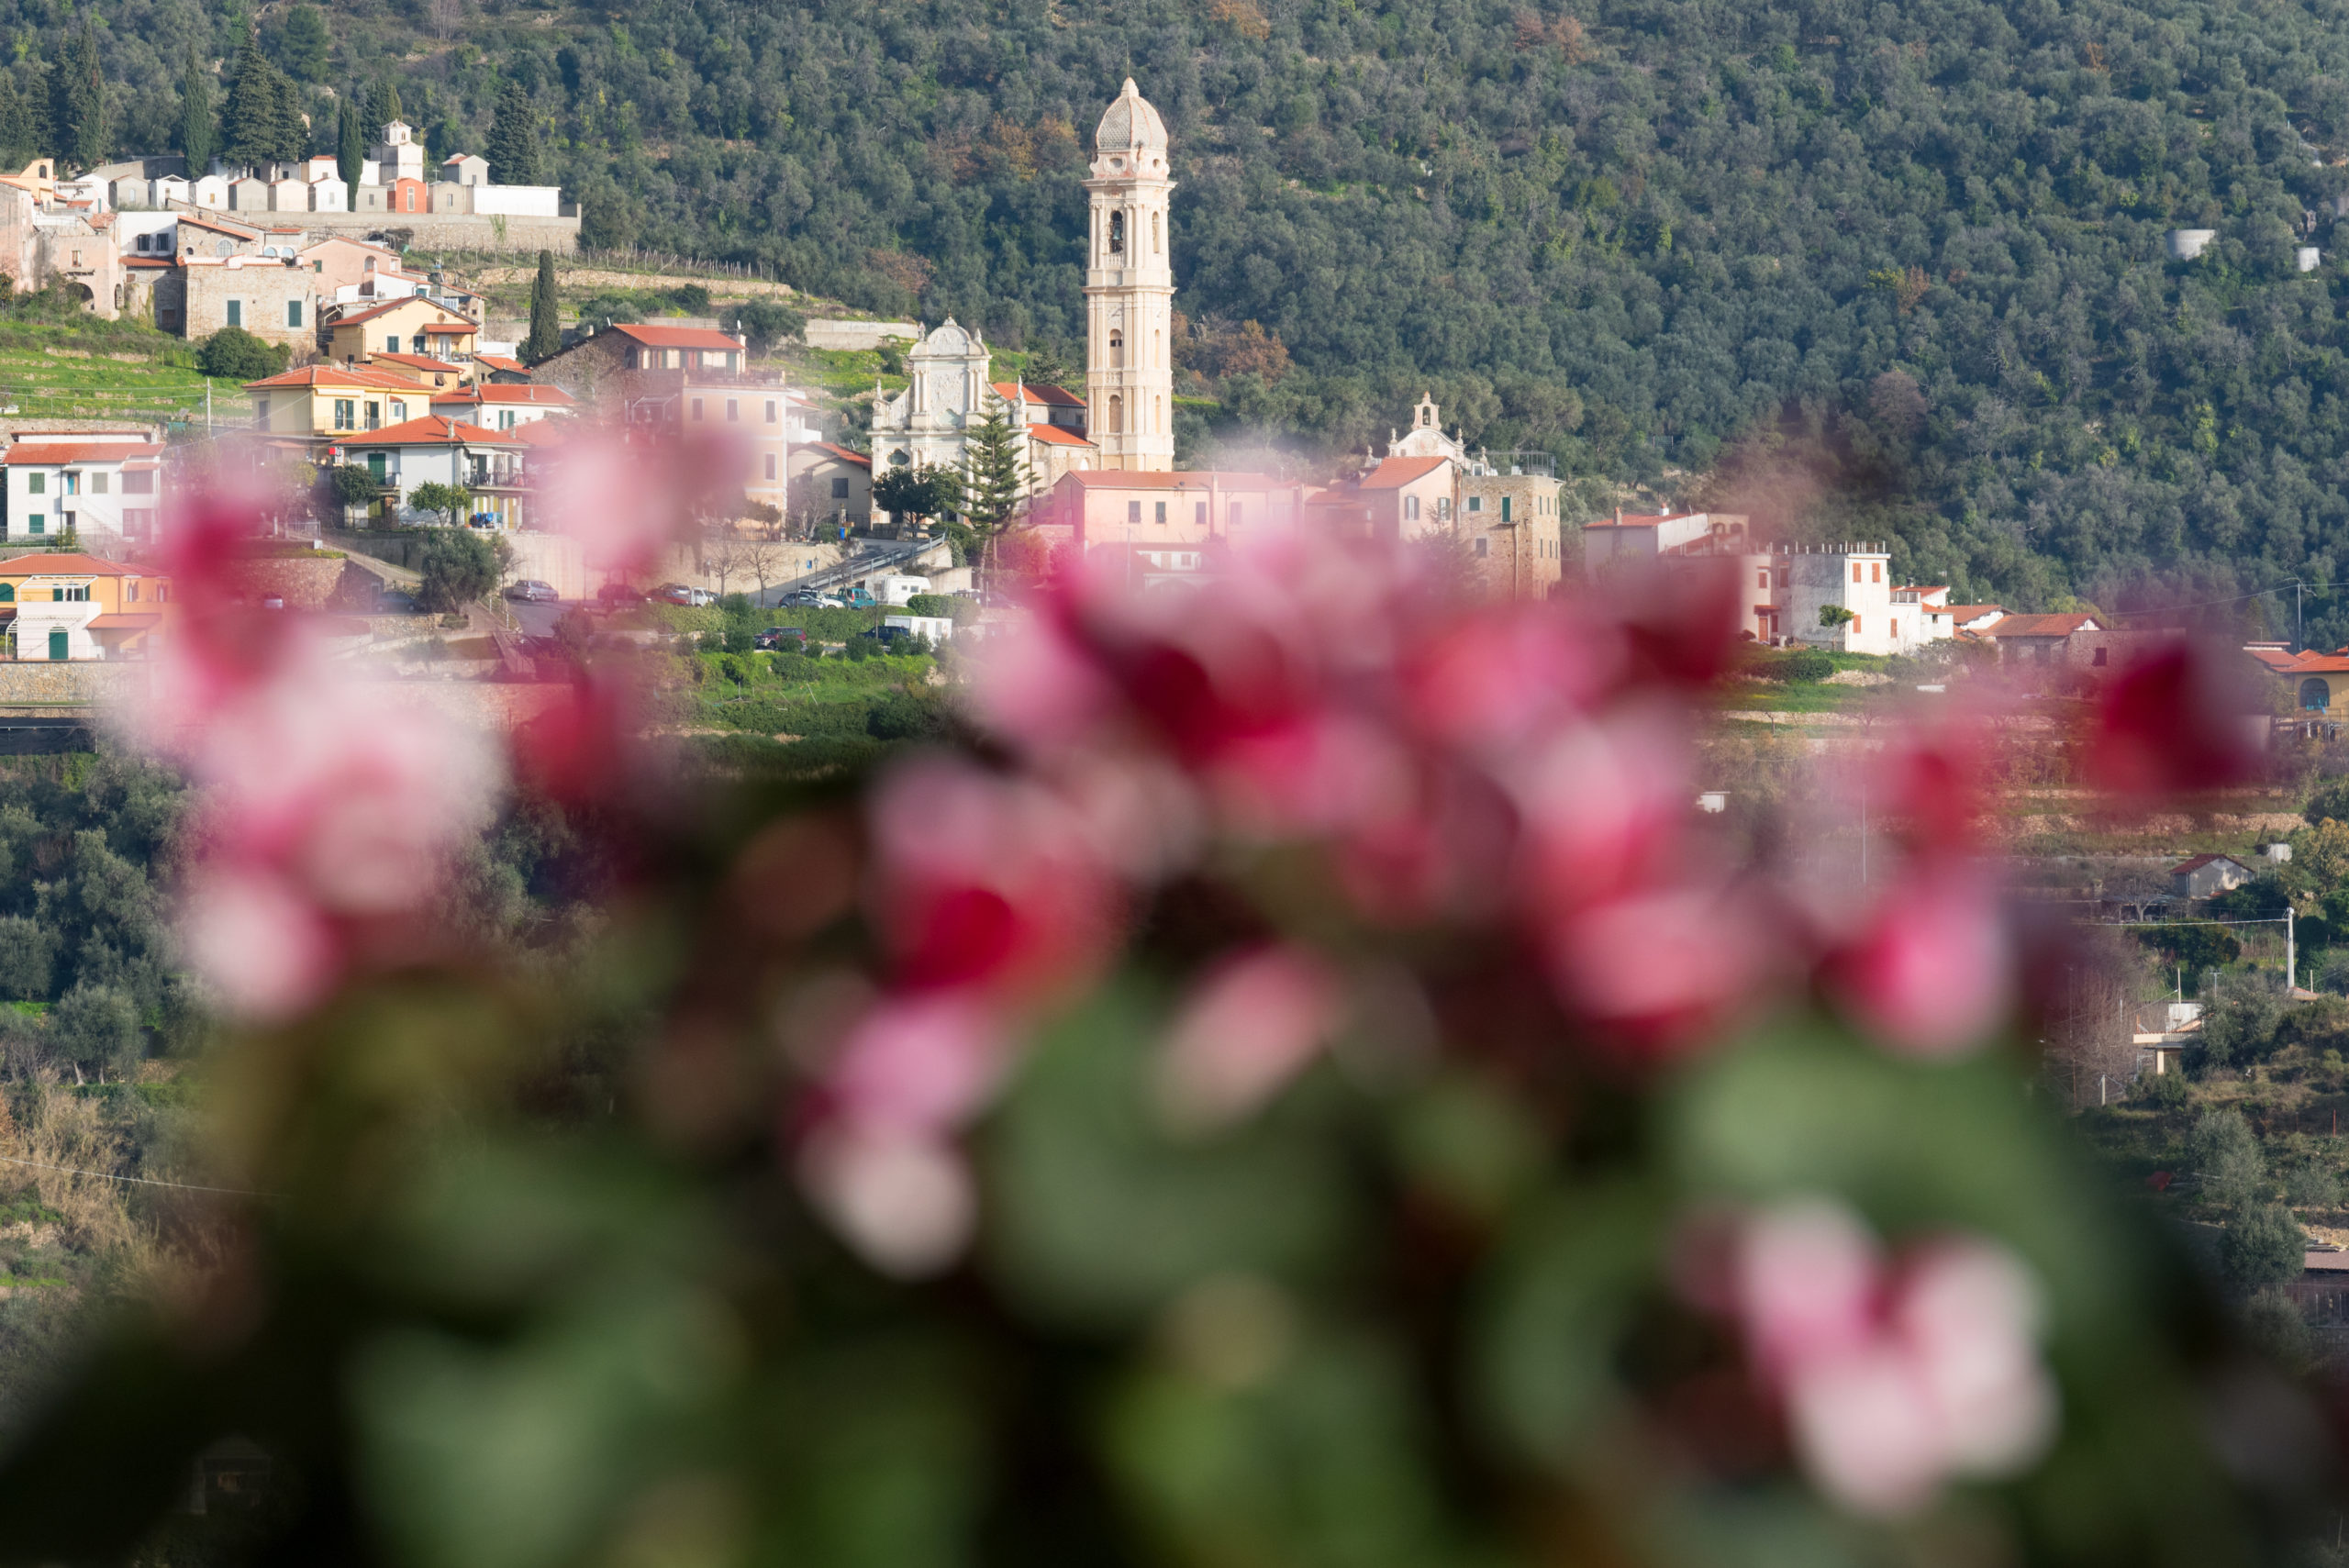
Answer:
511, 420, 575, 447
989, 380, 1085, 407
418, 321, 475, 334
3, 442, 163, 465
433, 384, 574, 406
122, 257, 176, 269
243, 364, 420, 392
2281, 653, 2349, 674
1977, 612, 2101, 638
1945, 605, 2005, 624
1025, 424, 1095, 448
1360, 455, 1451, 489
473, 354, 528, 374
0, 551, 139, 577
806, 441, 872, 468
85, 613, 161, 629
2171, 852, 2250, 875
173, 214, 259, 239
330, 297, 473, 329
606, 322, 746, 351
337, 414, 520, 448
369, 352, 466, 374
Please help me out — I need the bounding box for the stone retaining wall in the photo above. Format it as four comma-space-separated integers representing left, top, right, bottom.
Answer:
0, 662, 145, 706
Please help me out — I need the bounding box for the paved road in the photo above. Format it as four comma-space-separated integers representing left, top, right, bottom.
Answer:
507, 598, 572, 639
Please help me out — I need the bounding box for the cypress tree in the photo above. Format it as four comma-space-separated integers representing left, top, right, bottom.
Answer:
524, 249, 562, 362
0, 74, 30, 166
51, 21, 104, 173
364, 75, 401, 134
486, 82, 540, 185
177, 51, 215, 172
336, 93, 362, 192
221, 27, 275, 165
269, 64, 307, 162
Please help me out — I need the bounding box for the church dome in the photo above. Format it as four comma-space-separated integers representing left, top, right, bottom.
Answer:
1095, 78, 1168, 152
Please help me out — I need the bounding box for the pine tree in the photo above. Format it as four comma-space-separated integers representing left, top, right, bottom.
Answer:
177, 51, 215, 172
336, 94, 362, 192
51, 21, 105, 173
524, 249, 562, 362
486, 82, 541, 185
0, 73, 30, 165
269, 65, 308, 162
958, 410, 1029, 537
275, 3, 329, 84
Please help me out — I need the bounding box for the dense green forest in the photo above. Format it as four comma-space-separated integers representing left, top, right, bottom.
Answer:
17, 0, 2349, 628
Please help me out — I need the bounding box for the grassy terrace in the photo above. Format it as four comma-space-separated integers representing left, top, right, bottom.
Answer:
0, 313, 250, 425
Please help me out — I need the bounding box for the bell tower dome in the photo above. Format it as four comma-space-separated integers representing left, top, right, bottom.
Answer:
1085, 79, 1175, 472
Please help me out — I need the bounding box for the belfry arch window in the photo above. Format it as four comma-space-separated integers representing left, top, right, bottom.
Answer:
1108, 394, 1123, 433
1108, 211, 1125, 253
1109, 332, 1124, 369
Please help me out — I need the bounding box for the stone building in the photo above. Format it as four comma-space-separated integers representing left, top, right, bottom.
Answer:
182, 256, 319, 348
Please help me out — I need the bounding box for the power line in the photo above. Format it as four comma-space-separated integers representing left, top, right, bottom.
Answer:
0, 1154, 272, 1198
2109, 580, 2325, 619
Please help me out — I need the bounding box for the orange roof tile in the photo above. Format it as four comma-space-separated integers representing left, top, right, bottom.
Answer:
607, 323, 745, 351
1025, 424, 1094, 448
1359, 455, 1450, 489
4, 442, 163, 465
0, 550, 139, 576
243, 364, 422, 392
337, 414, 520, 447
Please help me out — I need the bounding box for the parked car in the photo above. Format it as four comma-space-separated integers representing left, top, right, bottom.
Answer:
778, 590, 837, 608
754, 627, 808, 651
375, 588, 417, 614
659, 584, 717, 607
842, 587, 876, 609
596, 582, 648, 606
505, 579, 560, 603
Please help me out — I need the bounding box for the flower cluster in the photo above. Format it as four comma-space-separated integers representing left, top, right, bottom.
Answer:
803, 538, 2268, 1278
1716, 1198, 2059, 1516
120, 484, 500, 1020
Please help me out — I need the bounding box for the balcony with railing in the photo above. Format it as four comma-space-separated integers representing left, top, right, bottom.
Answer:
1464, 449, 1556, 477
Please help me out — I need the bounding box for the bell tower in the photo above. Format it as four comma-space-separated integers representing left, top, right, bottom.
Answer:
1085, 79, 1175, 472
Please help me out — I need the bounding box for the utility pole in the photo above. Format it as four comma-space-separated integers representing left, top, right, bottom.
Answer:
2288, 905, 2296, 995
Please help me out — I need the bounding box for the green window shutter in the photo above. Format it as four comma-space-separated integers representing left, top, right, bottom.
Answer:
47, 629, 65, 661
0, 584, 13, 602
227, 300, 241, 328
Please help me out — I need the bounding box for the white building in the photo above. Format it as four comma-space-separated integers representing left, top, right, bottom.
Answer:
370, 120, 427, 184
1, 428, 165, 550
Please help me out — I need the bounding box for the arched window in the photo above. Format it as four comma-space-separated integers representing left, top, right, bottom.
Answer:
1108, 394, 1123, 433
1108, 211, 1125, 254
2304, 678, 2332, 712
1109, 333, 1124, 369
0, 584, 14, 603
1153, 329, 1162, 367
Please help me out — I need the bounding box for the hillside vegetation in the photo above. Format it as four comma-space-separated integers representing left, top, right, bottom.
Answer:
18, 0, 2349, 628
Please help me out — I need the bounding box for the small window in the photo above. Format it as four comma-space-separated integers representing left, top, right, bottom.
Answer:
385, 335, 398, 352
1154, 501, 1166, 525
1501, 496, 1512, 522
766, 400, 778, 424
365, 402, 380, 428
1475, 538, 1489, 557
335, 399, 353, 429
391, 401, 406, 421
1467, 496, 1482, 513
27, 473, 42, 495
123, 472, 152, 495
287, 300, 303, 328
1406, 496, 1420, 520
90, 473, 106, 495
27, 515, 40, 535
1852, 617, 1862, 633
1891, 618, 1898, 638
1128, 500, 1141, 525
1853, 563, 1863, 584
1196, 502, 1207, 527
1871, 562, 1882, 583
0, 584, 12, 602
2092, 646, 2109, 667
1757, 570, 1769, 589
61, 473, 77, 496
831, 478, 850, 499
226, 299, 242, 328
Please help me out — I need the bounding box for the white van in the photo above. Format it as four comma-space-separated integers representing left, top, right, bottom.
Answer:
875, 574, 932, 606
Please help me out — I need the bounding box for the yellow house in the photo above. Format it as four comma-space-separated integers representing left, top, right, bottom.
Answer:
244, 364, 439, 452
0, 550, 171, 661
325, 297, 479, 366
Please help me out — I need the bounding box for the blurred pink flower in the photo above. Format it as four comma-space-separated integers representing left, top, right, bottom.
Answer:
1544, 881, 1779, 1054
1822, 869, 2014, 1058
1397, 606, 1618, 759
531, 422, 752, 577
1508, 703, 1693, 917
2088, 640, 2266, 798
1156, 945, 1345, 1131
821, 992, 1006, 1140
797, 1124, 976, 1280
1726, 1200, 2057, 1516
865, 755, 1118, 1000
176, 864, 341, 1021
